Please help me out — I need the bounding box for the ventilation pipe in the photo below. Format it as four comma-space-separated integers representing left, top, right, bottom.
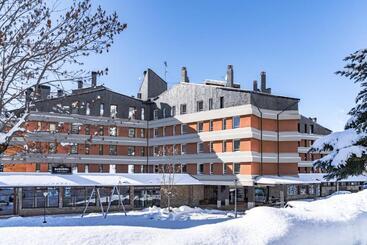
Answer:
181, 67, 189, 83
91, 71, 97, 87
226, 65, 234, 87
77, 80, 83, 89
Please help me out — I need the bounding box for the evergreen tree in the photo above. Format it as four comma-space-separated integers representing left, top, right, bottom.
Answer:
311, 49, 367, 180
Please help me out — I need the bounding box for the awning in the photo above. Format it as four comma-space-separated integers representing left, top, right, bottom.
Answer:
0, 173, 202, 187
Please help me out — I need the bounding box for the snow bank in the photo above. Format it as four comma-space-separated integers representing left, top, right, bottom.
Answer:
1, 191, 367, 244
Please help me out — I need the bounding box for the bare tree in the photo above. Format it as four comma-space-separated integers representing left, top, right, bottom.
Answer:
160, 145, 180, 212
0, 0, 126, 152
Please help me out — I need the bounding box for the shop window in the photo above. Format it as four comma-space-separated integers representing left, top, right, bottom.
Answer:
180, 104, 187, 115
22, 187, 59, 209
299, 185, 307, 195
63, 187, 95, 207
128, 146, 135, 156
308, 184, 315, 195
197, 100, 204, 112
109, 145, 117, 155
287, 185, 298, 196
233, 139, 240, 152
233, 116, 240, 129
110, 127, 117, 137
110, 104, 118, 118
133, 187, 160, 208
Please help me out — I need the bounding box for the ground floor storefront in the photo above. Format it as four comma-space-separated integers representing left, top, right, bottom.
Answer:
0, 173, 366, 216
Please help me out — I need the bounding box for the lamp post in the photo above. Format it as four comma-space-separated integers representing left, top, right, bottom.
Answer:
43, 191, 48, 224
234, 179, 238, 218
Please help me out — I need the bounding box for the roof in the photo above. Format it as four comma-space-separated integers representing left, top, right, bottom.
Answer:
255, 173, 367, 185
0, 173, 202, 187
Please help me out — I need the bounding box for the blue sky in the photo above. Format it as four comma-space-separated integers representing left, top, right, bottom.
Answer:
84, 0, 367, 131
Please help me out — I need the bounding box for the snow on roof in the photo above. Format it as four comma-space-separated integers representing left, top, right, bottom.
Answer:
0, 173, 202, 187
256, 173, 367, 185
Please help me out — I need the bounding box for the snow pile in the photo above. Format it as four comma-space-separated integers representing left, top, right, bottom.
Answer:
142, 205, 232, 221
1, 191, 367, 244
311, 128, 367, 167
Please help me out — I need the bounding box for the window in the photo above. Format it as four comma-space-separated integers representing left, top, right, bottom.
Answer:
71, 101, 79, 114
209, 98, 213, 110
141, 147, 145, 156
181, 144, 186, 155
308, 184, 315, 195
223, 141, 227, 152
85, 144, 90, 155
100, 103, 104, 116
310, 125, 314, 134
36, 163, 40, 172
182, 164, 187, 173
163, 108, 167, 118
22, 187, 59, 209
128, 107, 136, 120
223, 163, 227, 174
197, 122, 204, 132
197, 100, 204, 112
210, 142, 214, 153
304, 124, 308, 134
86, 102, 90, 115
85, 125, 90, 135
287, 185, 298, 196
71, 123, 80, 134
140, 128, 145, 138
109, 145, 117, 155
98, 126, 104, 136
222, 118, 226, 130
109, 127, 117, 137
210, 163, 214, 175
233, 139, 240, 152
49, 143, 56, 153
181, 124, 188, 134
198, 164, 204, 174
153, 109, 159, 120
141, 108, 145, 120
297, 123, 300, 133
154, 128, 159, 137
110, 104, 117, 118
49, 123, 56, 132
162, 127, 166, 136
128, 146, 135, 156
198, 142, 204, 153
70, 143, 78, 154
233, 163, 240, 174
180, 104, 187, 115
209, 120, 213, 131
233, 116, 240, 129
128, 128, 135, 138
99, 145, 103, 155
220, 96, 224, 108
171, 106, 176, 117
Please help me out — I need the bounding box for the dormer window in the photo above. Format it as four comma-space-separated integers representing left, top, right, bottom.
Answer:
110, 104, 117, 118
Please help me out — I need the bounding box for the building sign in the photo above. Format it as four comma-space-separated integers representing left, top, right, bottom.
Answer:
52, 165, 72, 175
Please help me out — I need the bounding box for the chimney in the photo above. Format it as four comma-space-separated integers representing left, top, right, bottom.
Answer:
260, 71, 266, 92
181, 67, 189, 83
226, 65, 234, 87
77, 80, 83, 89
91, 71, 97, 87
57, 89, 64, 97
253, 80, 258, 91
35, 85, 51, 100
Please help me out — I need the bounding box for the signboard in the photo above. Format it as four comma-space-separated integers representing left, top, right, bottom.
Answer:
52, 165, 72, 175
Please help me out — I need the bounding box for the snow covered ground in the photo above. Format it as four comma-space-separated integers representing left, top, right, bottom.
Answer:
1, 190, 367, 245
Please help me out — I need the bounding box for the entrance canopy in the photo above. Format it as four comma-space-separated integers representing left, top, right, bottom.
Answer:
0, 173, 202, 187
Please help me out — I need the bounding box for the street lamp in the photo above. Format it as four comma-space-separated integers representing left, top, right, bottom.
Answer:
43, 191, 48, 224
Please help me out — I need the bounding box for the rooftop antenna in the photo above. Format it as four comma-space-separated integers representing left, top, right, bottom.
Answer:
164, 61, 168, 81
